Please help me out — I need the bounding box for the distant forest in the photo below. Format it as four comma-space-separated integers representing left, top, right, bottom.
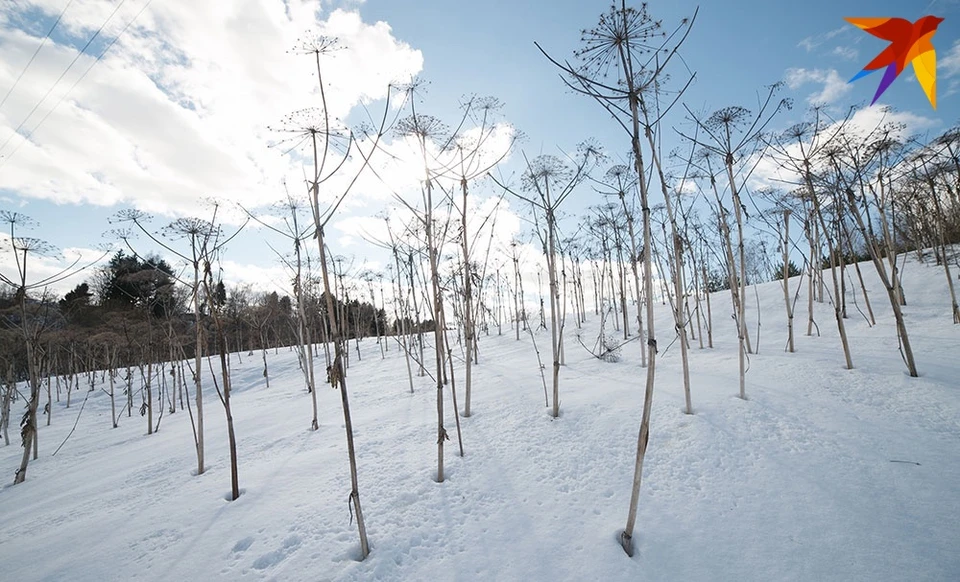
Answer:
0, 250, 401, 382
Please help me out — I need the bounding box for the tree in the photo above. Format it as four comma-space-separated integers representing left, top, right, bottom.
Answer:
825, 122, 919, 376
59, 283, 92, 310
442, 96, 517, 418
772, 260, 802, 280
0, 210, 105, 484
110, 208, 243, 478
279, 31, 398, 559
241, 191, 322, 428
681, 85, 792, 398
766, 109, 855, 369
59, 283, 96, 326
496, 148, 597, 419
99, 251, 176, 318
393, 106, 457, 481
538, 0, 698, 555
196, 215, 243, 501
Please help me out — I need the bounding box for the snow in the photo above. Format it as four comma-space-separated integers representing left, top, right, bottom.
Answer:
2, 254, 959, 581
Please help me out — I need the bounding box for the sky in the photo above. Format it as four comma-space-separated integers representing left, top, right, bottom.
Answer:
1, 0, 959, 298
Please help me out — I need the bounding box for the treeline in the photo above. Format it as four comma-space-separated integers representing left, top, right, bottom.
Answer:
0, 250, 399, 382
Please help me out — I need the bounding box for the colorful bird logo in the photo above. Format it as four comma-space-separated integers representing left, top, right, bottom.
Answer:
845, 16, 944, 109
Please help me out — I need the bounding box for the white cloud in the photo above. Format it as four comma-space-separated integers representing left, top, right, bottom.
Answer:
798, 37, 818, 53
941, 39, 960, 78
333, 213, 395, 249
825, 27, 847, 41
218, 259, 292, 295
784, 68, 853, 105
841, 106, 938, 139
748, 106, 937, 192
944, 79, 960, 100
797, 26, 848, 53
831, 46, 858, 61
0, 1, 423, 218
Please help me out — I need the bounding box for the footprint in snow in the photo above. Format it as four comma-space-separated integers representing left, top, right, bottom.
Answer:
252, 534, 302, 570
232, 536, 254, 553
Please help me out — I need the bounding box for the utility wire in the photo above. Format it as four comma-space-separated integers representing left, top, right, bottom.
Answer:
0, 0, 130, 159
0, 0, 76, 111
0, 0, 154, 172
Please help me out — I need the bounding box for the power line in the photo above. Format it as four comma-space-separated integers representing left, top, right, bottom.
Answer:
0, 0, 154, 173
0, 0, 76, 112
0, 0, 130, 159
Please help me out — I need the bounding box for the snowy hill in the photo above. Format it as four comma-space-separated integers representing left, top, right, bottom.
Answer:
2, 255, 959, 581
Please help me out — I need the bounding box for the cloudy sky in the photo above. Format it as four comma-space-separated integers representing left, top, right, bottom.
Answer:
1, 0, 958, 296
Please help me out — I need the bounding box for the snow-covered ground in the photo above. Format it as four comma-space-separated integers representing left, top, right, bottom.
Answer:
2, 255, 959, 581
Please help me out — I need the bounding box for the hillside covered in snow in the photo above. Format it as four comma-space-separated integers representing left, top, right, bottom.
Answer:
1, 254, 959, 581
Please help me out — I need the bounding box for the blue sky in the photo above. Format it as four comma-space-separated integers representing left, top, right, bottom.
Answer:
0, 0, 958, 295
368, 0, 957, 145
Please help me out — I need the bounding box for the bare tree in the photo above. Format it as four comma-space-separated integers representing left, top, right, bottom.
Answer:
444, 96, 517, 418
111, 209, 239, 477
824, 123, 918, 376
242, 190, 321, 428
766, 110, 856, 369
680, 85, 791, 397
907, 143, 960, 323
493, 147, 597, 419
537, 0, 698, 554
281, 32, 399, 559
1, 211, 106, 484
